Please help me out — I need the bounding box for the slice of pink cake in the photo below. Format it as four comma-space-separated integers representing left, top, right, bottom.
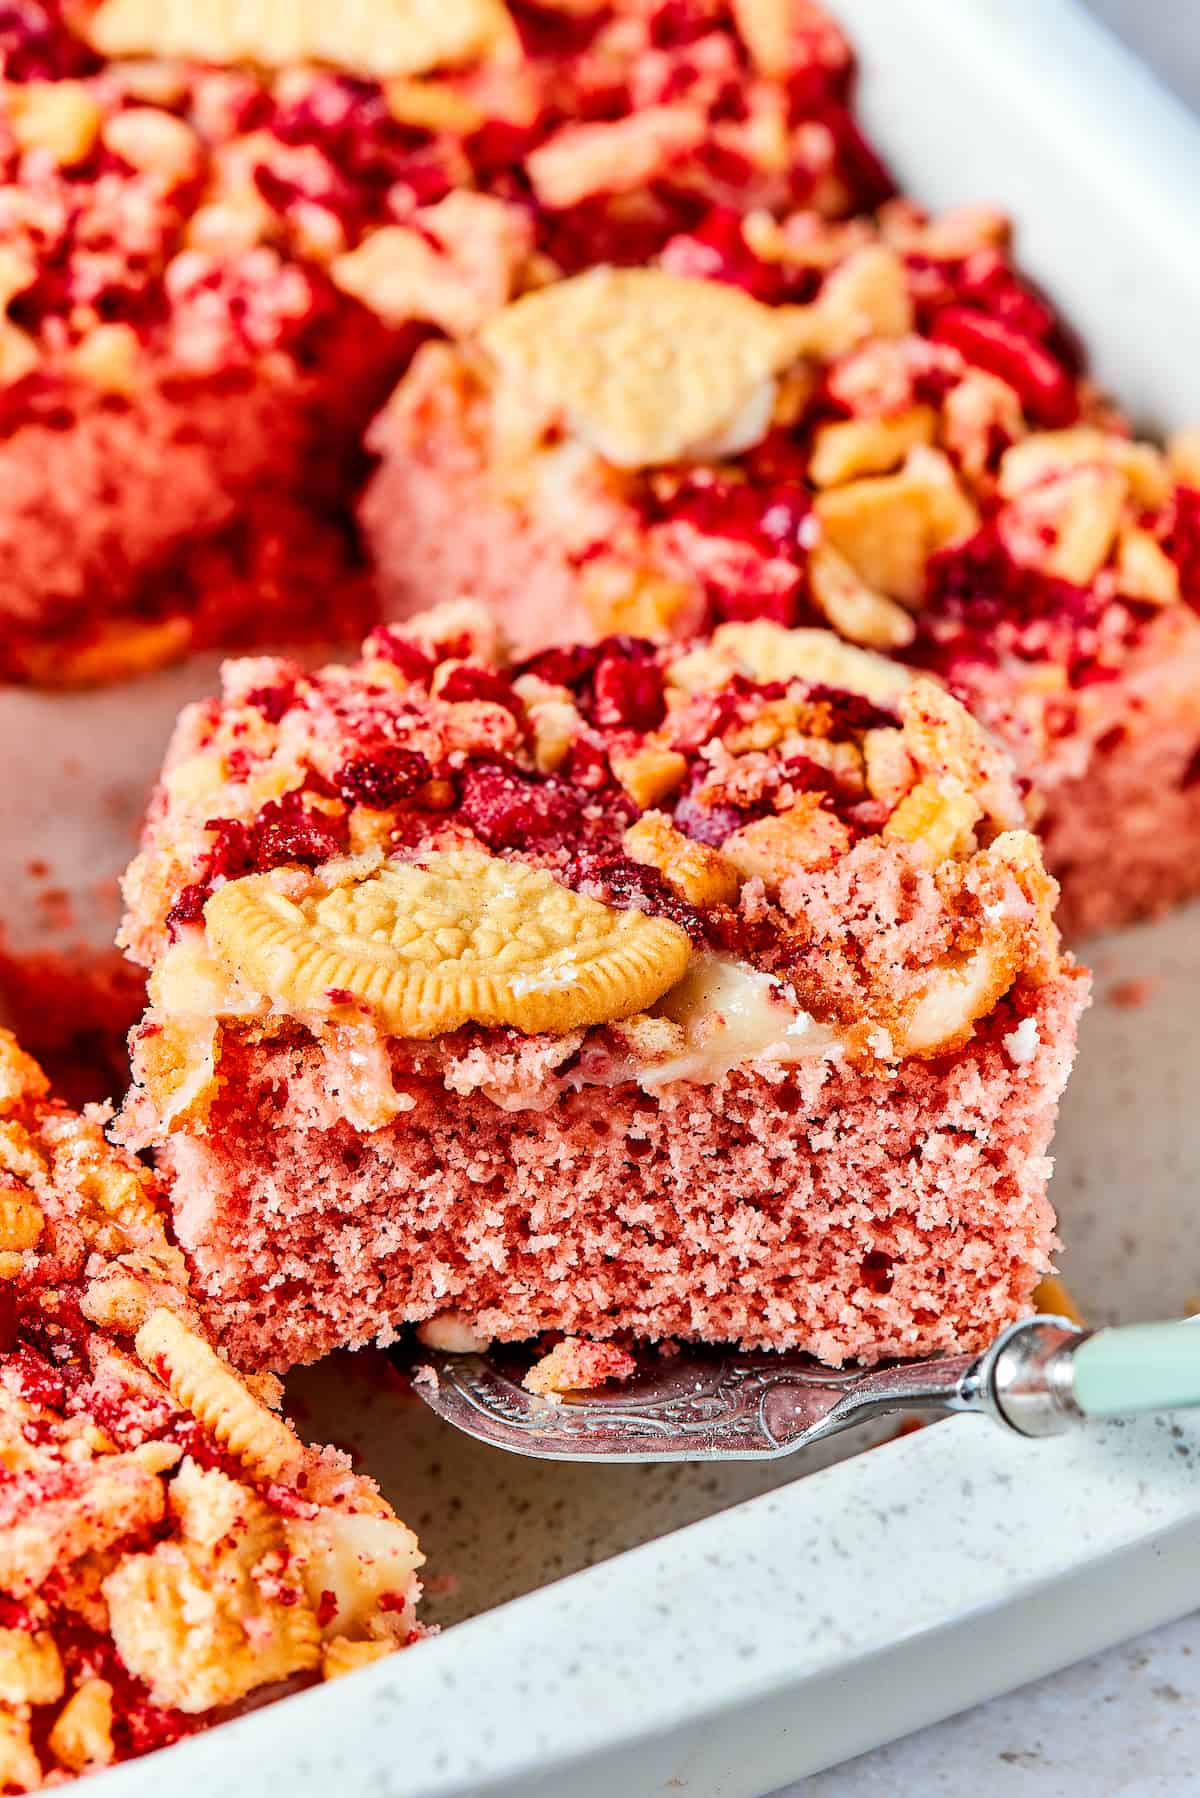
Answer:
115, 604, 1088, 1372
359, 207, 1200, 934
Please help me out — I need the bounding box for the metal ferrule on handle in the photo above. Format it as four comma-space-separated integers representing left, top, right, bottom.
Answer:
970, 1314, 1200, 1440
968, 1316, 1086, 1438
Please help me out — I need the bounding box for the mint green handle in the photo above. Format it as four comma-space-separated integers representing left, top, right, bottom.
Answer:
1072, 1321, 1200, 1418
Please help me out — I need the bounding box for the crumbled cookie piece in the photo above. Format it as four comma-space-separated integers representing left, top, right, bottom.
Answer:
675, 619, 914, 703
807, 542, 916, 650
86, 0, 516, 79
624, 812, 740, 907
481, 269, 819, 468
809, 406, 936, 487
135, 1308, 303, 1481
610, 744, 689, 809
814, 448, 979, 604
104, 1462, 321, 1713
10, 82, 103, 165
0, 1028, 425, 1783
331, 195, 531, 336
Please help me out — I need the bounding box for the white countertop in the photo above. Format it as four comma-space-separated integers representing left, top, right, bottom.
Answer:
780, 5, 1200, 1790
788, 1617, 1200, 1795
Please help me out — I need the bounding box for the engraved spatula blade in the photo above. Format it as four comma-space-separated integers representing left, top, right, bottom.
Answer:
401, 1315, 1200, 1463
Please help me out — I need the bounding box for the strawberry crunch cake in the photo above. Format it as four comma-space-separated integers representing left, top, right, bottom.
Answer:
0, 1028, 424, 1789
0, 0, 882, 682
360, 226, 1200, 935
114, 603, 1088, 1374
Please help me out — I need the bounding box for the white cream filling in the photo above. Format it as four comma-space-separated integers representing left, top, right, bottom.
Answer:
897, 938, 1001, 1058
415, 1313, 493, 1353
151, 931, 845, 1120
1004, 1016, 1041, 1066
633, 954, 843, 1088
507, 955, 584, 995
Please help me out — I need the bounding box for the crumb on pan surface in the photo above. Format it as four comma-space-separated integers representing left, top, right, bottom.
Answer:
115, 607, 1088, 1371
522, 1337, 638, 1395
0, 1028, 424, 1790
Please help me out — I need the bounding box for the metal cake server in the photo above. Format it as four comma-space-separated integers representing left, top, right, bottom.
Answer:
402, 1315, 1200, 1462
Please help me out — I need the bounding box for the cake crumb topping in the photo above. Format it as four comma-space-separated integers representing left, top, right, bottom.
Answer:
523, 1337, 638, 1395
0, 1028, 424, 1783
85, 0, 517, 79
117, 604, 1073, 1145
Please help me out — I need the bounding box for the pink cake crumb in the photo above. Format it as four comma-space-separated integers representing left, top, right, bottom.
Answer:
523, 1338, 639, 1395
1106, 976, 1158, 1011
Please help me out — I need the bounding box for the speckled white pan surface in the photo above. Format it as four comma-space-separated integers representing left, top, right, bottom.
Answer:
3, 2, 1200, 1791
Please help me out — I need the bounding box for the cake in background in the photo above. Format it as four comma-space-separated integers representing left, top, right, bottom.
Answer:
0, 0, 879, 681
360, 217, 1200, 935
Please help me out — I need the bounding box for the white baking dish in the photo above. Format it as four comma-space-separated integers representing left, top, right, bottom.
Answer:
4, 2, 1200, 1791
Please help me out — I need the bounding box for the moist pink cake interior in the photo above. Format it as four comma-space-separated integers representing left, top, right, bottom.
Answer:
162, 965, 1079, 1374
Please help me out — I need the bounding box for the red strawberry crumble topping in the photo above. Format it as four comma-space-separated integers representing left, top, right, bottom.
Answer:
0, 1029, 425, 1786
459, 761, 585, 849
335, 747, 434, 809
928, 307, 1079, 429
119, 599, 1066, 1052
